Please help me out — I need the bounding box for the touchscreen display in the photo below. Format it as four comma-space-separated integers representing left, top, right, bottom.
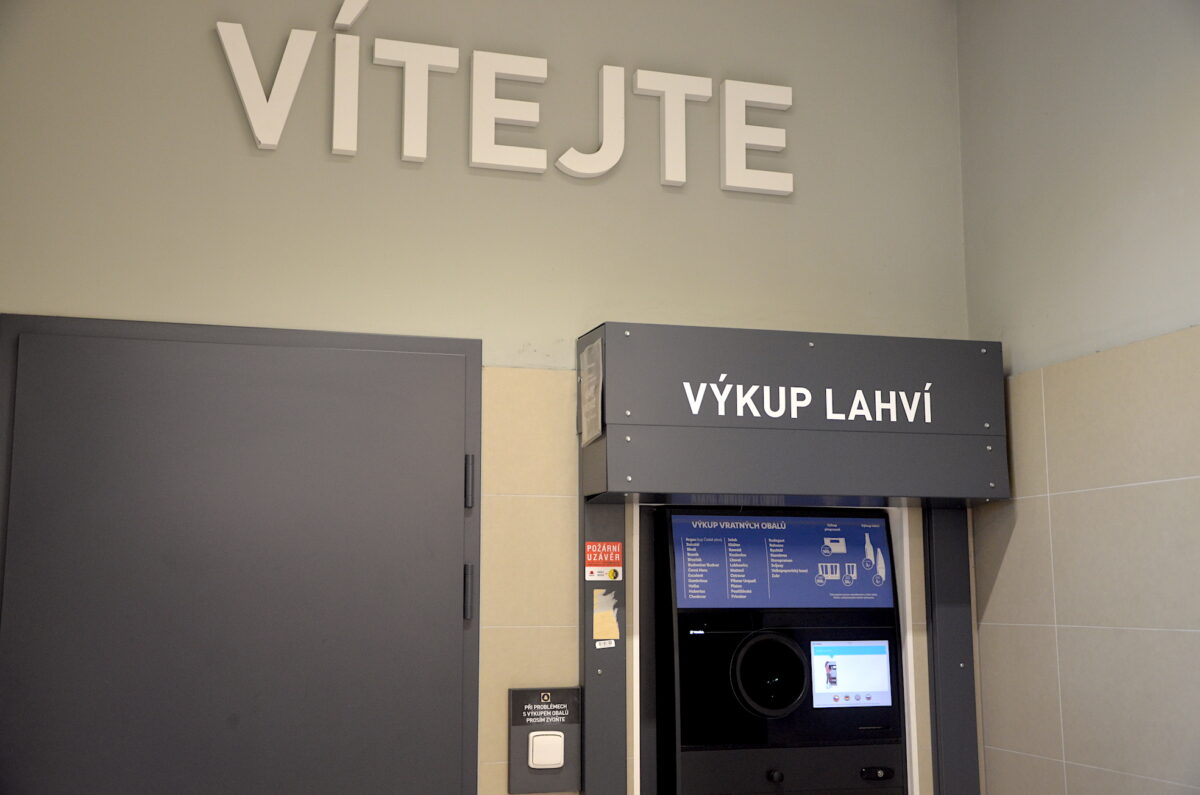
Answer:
671, 514, 894, 609
810, 640, 893, 708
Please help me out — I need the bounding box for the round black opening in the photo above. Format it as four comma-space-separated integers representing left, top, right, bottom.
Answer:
731, 632, 808, 719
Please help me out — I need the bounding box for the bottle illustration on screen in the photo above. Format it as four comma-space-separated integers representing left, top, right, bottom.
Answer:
816, 562, 840, 586
863, 533, 875, 570
825, 661, 838, 688
842, 563, 858, 587
872, 548, 887, 587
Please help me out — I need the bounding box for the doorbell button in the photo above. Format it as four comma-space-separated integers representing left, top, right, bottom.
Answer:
528, 731, 565, 769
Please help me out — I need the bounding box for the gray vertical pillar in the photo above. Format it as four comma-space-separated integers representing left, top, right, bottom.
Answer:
579, 501, 627, 795
923, 501, 981, 794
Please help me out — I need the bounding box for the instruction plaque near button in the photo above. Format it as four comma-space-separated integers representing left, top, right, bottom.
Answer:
508, 688, 581, 794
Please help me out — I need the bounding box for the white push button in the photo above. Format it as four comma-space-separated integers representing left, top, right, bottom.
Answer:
528, 731, 565, 769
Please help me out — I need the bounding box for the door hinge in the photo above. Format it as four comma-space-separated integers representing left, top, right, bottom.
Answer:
464, 453, 476, 509
463, 563, 475, 621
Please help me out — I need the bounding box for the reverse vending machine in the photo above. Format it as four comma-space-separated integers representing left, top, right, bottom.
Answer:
656, 509, 905, 794
575, 323, 1010, 795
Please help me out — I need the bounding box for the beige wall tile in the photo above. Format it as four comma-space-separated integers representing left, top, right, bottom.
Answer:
479, 627, 579, 765
1051, 480, 1200, 631
915, 738, 934, 795
983, 748, 1065, 795
481, 496, 579, 628
1058, 627, 1200, 787
483, 368, 578, 497
478, 762, 506, 795
972, 497, 1056, 626
906, 623, 935, 794
977, 624, 1063, 758
908, 624, 930, 727
1066, 764, 1199, 795
894, 505, 927, 623
478, 761, 577, 795
1042, 326, 1200, 493
1005, 370, 1048, 498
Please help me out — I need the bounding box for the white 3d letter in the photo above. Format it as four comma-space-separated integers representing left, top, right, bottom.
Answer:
331, 0, 371, 155
720, 80, 793, 196
333, 0, 369, 30
470, 51, 548, 173
633, 70, 712, 186
216, 22, 316, 150
332, 33, 360, 155
556, 65, 625, 178
374, 40, 461, 162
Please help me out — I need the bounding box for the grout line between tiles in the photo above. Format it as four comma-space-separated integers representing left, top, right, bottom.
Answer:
1001, 472, 1200, 502
1063, 760, 1200, 791
483, 363, 577, 371
985, 746, 1200, 791
1047, 473, 1200, 497
1060, 623, 1200, 633
481, 493, 578, 499
980, 621, 1200, 634
481, 624, 577, 630
1040, 370, 1070, 795
983, 745, 1062, 764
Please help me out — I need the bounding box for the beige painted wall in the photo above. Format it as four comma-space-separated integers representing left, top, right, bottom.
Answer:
958, 0, 1200, 374
973, 325, 1200, 794
0, 0, 968, 367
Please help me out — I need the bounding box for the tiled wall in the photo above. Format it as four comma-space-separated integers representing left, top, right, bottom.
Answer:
478, 368, 581, 795
973, 326, 1200, 794
477, 368, 936, 794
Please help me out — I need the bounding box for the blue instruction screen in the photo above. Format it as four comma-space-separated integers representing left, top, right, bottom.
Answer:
672, 514, 894, 609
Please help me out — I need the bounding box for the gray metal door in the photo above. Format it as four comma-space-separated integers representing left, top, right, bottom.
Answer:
0, 319, 479, 794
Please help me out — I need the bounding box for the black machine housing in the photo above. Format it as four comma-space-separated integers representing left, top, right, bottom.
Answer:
652, 507, 908, 794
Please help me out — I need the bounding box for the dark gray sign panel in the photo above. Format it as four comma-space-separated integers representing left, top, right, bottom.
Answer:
579, 323, 1009, 501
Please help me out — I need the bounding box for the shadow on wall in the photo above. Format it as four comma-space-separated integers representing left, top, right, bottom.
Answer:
973, 382, 1020, 619
972, 500, 1016, 619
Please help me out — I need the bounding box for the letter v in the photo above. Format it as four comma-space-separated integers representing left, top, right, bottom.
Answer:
217, 22, 316, 149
